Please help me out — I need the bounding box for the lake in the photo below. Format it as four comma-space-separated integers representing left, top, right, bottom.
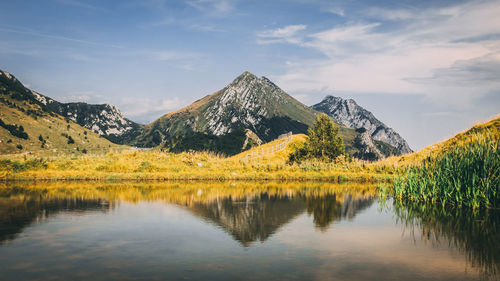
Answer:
0, 181, 498, 280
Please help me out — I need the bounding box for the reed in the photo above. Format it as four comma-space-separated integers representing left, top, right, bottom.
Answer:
393, 131, 499, 208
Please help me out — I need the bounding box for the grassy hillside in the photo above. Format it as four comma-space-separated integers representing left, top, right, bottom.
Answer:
387, 116, 499, 208
0, 72, 125, 155
386, 115, 500, 166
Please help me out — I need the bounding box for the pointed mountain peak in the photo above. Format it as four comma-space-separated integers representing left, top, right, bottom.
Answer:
322, 95, 356, 105
235, 71, 258, 80
0, 70, 15, 80
322, 95, 340, 102
230, 72, 283, 94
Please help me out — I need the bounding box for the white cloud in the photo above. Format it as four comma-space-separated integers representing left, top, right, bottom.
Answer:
257, 24, 307, 44
56, 93, 186, 122
327, 7, 345, 17
186, 0, 234, 17
118, 97, 186, 121
58, 92, 106, 103
266, 0, 500, 109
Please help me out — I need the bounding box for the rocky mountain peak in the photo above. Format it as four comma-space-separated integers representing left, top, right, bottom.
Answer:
0, 70, 15, 81
136, 72, 317, 148
312, 95, 412, 154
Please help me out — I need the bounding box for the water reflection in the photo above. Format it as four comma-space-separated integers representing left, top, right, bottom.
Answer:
305, 194, 374, 230
0, 182, 376, 246
189, 194, 305, 246
391, 199, 500, 279
0, 181, 497, 280
0, 198, 113, 244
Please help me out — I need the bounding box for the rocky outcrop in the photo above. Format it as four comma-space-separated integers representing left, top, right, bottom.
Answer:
312, 95, 412, 154
46, 102, 143, 144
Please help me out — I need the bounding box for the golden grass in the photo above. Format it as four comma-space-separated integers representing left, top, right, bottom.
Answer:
0, 98, 124, 155
0, 135, 391, 181
2, 115, 497, 182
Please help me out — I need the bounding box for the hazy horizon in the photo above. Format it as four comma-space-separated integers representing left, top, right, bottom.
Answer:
1, 0, 499, 150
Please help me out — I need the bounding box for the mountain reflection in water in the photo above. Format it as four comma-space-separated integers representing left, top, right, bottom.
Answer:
189, 193, 374, 246
0, 182, 376, 246
0, 198, 113, 244
0, 181, 497, 281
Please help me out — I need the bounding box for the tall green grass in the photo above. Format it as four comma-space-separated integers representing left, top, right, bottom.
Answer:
393, 132, 499, 209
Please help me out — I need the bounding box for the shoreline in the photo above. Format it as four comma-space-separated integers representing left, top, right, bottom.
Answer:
0, 173, 392, 182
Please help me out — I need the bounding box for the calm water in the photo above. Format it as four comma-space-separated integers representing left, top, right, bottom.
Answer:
0, 182, 498, 281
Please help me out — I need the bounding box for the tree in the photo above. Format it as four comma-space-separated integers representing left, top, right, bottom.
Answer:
289, 114, 345, 163
307, 114, 345, 159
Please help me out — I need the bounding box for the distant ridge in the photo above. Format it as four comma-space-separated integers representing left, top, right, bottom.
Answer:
0, 70, 122, 154
0, 69, 143, 144
312, 95, 412, 155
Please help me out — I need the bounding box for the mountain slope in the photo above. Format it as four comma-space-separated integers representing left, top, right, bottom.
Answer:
46, 102, 143, 144
0, 70, 143, 145
393, 115, 499, 164
0, 70, 123, 155
135, 71, 317, 147
312, 95, 412, 155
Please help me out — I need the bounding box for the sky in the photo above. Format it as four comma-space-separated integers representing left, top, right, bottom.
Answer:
0, 0, 499, 150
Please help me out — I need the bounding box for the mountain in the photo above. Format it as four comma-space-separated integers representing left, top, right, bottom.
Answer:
312, 95, 412, 155
45, 102, 143, 144
135, 71, 317, 148
0, 70, 143, 145
0, 70, 123, 154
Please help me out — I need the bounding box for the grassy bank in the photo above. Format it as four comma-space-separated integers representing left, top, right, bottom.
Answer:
0, 135, 393, 182
390, 117, 499, 209
0, 148, 392, 181
393, 134, 499, 208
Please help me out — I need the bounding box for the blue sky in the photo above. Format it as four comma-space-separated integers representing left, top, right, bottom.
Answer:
1, 0, 499, 150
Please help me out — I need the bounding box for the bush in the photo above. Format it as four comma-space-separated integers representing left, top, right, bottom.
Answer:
16, 144, 23, 150
0, 118, 29, 139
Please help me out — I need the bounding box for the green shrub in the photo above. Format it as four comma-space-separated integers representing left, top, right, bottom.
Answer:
0, 118, 29, 139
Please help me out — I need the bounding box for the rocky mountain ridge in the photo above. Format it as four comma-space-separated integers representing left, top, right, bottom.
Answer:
0, 70, 142, 144
134, 71, 317, 148
312, 95, 412, 155
0, 70, 121, 154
